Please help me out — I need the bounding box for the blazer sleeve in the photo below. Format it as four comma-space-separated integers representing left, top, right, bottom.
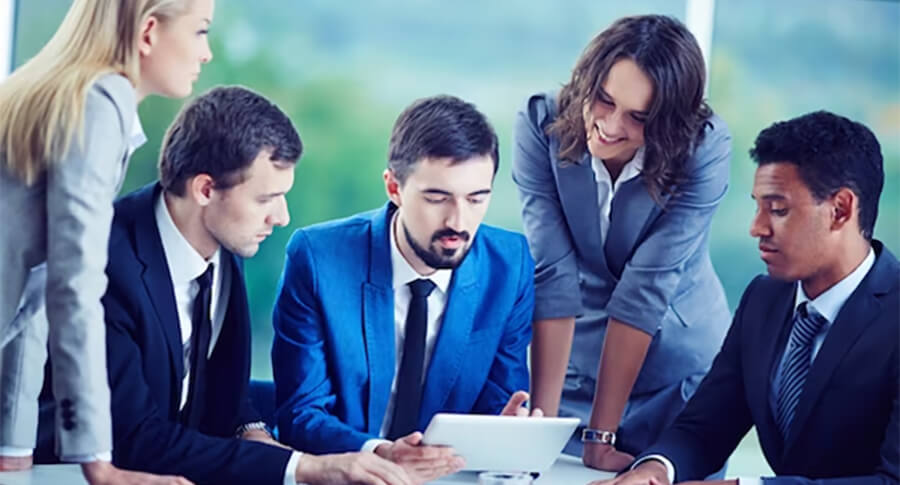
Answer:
272, 230, 375, 453
511, 93, 583, 321
636, 276, 759, 481
103, 285, 292, 485
605, 118, 731, 335
472, 235, 535, 414
44, 83, 129, 456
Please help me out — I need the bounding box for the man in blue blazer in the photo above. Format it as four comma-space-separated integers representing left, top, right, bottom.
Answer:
36, 87, 412, 485
604, 111, 898, 484
273, 95, 536, 483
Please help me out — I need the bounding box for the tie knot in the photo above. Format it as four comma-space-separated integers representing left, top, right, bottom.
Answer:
195, 263, 214, 291
408, 278, 436, 298
791, 302, 827, 346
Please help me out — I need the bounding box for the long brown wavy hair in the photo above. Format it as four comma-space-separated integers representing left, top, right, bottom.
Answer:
548, 15, 712, 201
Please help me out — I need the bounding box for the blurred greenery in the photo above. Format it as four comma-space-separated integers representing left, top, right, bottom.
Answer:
12, 0, 899, 476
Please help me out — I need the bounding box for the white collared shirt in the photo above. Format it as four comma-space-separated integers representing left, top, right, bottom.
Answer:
127, 111, 147, 158
361, 213, 453, 451
790, 247, 876, 360
155, 193, 230, 409
591, 146, 645, 243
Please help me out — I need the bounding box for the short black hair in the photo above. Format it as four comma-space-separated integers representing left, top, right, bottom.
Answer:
749, 110, 883, 240
159, 85, 302, 196
387, 95, 498, 183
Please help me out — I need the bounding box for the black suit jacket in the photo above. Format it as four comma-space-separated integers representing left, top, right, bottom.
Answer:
639, 241, 899, 484
102, 183, 291, 484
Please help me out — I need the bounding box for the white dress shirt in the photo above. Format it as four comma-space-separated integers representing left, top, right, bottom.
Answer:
361, 213, 453, 452
636, 248, 876, 485
590, 145, 645, 243
0, 111, 148, 463
154, 193, 230, 409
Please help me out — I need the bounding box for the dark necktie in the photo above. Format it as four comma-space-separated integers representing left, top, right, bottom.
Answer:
775, 302, 828, 438
181, 263, 214, 426
387, 278, 436, 440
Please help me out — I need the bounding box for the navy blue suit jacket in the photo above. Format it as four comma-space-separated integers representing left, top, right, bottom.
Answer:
639, 242, 899, 484
103, 183, 291, 484
272, 203, 534, 453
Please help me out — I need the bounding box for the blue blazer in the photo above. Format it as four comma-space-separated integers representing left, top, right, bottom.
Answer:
102, 184, 291, 484
640, 242, 899, 484
272, 203, 534, 454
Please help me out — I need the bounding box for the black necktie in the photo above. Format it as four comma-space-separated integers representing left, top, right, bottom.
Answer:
388, 278, 436, 439
181, 263, 214, 426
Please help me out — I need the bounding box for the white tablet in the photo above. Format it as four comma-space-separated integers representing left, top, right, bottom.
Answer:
421, 413, 580, 472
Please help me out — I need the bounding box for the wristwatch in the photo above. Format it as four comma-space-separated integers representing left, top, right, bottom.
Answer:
235, 421, 271, 438
581, 428, 616, 446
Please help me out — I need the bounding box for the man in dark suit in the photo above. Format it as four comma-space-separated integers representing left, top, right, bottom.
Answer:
37, 86, 411, 485
272, 95, 539, 484
600, 111, 898, 485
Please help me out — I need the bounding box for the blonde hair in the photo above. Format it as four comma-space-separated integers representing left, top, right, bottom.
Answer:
0, 0, 192, 185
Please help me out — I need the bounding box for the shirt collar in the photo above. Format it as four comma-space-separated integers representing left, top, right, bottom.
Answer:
591, 145, 645, 189
389, 213, 452, 294
128, 110, 148, 155
795, 247, 876, 323
154, 192, 220, 283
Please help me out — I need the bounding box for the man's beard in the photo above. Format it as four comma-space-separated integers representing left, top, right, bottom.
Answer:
403, 222, 471, 270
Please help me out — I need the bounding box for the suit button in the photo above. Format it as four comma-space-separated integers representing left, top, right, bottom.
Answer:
63, 420, 76, 431
62, 409, 75, 420
61, 399, 73, 409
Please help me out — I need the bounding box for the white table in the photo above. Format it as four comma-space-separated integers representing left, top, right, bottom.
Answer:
0, 455, 614, 485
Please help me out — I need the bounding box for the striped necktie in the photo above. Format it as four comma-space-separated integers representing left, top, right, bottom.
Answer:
775, 302, 828, 438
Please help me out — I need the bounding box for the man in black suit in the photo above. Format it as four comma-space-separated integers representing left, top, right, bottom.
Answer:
600, 110, 898, 485
38, 86, 412, 485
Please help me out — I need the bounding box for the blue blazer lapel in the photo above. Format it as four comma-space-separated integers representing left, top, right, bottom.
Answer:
362, 204, 396, 435
418, 241, 481, 428
555, 151, 607, 274
604, 176, 668, 278
132, 184, 185, 398
783, 246, 895, 454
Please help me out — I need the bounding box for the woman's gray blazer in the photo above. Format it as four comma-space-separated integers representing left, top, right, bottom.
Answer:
0, 73, 136, 457
512, 91, 732, 452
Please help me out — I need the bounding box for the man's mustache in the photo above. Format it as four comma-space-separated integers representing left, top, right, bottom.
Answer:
431, 229, 470, 242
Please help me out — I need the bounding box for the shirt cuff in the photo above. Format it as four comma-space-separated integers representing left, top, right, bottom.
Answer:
59, 451, 113, 463
632, 454, 675, 484
361, 438, 391, 453
285, 450, 303, 485
0, 446, 33, 457
739, 477, 763, 485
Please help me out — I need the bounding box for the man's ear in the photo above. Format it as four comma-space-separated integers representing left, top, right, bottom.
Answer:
384, 169, 403, 207
830, 187, 857, 232
188, 174, 216, 207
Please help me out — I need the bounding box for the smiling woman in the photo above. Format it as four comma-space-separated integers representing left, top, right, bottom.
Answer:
512, 14, 732, 476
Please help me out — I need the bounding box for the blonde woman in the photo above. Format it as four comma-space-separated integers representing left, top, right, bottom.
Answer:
0, 1, 213, 483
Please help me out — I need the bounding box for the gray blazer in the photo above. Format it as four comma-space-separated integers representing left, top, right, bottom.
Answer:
512, 91, 732, 450
0, 73, 135, 456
